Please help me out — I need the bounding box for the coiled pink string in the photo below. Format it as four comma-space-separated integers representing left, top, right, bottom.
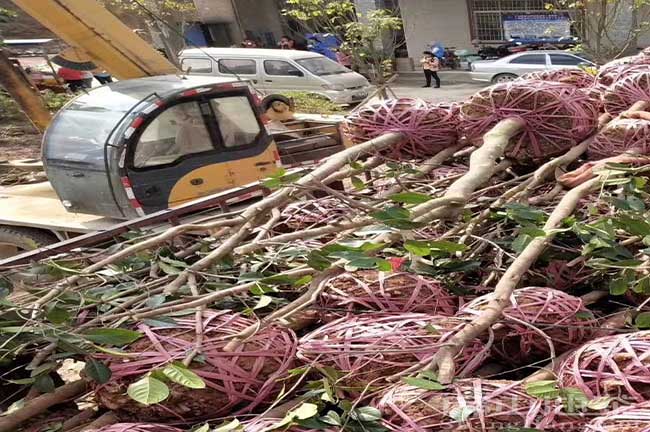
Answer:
585, 401, 650, 432
95, 425, 182, 432
589, 118, 650, 159
520, 69, 596, 89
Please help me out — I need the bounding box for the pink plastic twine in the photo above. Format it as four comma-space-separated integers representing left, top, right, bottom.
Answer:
457, 287, 596, 364
520, 69, 596, 89
376, 379, 581, 431
585, 401, 650, 432
276, 197, 350, 233
460, 80, 598, 163
94, 310, 297, 421
316, 270, 458, 321
343, 98, 460, 159
589, 118, 650, 159
94, 425, 182, 432
597, 59, 650, 88
604, 71, 650, 115
556, 330, 650, 404
243, 417, 338, 432
297, 313, 489, 392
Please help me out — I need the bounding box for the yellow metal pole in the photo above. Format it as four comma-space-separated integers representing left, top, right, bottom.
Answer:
10, 0, 178, 79
0, 50, 52, 132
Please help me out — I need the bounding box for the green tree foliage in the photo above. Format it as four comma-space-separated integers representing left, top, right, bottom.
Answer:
546, 0, 650, 63
282, 0, 403, 84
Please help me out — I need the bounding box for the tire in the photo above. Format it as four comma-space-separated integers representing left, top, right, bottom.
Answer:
0, 226, 58, 259
260, 94, 294, 113
492, 73, 517, 84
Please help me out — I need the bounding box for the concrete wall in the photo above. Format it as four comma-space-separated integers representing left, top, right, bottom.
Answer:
399, 0, 473, 61
234, 0, 285, 47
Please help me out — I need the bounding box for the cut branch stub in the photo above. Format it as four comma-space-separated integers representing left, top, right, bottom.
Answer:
460, 80, 598, 163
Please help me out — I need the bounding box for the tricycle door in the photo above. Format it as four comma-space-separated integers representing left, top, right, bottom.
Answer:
125, 92, 277, 213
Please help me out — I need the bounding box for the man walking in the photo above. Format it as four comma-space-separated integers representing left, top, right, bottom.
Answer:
420, 51, 441, 88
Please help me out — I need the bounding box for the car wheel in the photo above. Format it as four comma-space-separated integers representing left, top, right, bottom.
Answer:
0, 226, 58, 259
492, 73, 517, 84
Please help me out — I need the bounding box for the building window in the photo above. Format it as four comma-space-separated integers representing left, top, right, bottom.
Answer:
470, 0, 576, 43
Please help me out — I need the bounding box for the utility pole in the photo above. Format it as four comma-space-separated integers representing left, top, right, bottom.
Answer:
0, 49, 51, 132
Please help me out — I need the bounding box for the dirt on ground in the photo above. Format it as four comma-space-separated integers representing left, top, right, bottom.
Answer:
0, 117, 43, 162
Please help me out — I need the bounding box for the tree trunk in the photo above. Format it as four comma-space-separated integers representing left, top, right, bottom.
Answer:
0, 49, 51, 132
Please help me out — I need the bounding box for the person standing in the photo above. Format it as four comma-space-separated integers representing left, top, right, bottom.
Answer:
420, 51, 441, 88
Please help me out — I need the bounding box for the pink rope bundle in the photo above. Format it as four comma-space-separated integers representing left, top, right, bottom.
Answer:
604, 72, 650, 115
585, 401, 650, 432
376, 379, 580, 431
94, 425, 182, 432
343, 98, 460, 159
243, 417, 338, 431
556, 331, 650, 404
276, 197, 349, 233
458, 287, 596, 364
316, 270, 458, 321
460, 80, 598, 163
297, 313, 489, 392
520, 69, 596, 89
94, 310, 297, 421
589, 118, 650, 159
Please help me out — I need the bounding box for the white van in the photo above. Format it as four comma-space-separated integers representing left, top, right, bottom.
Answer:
178, 48, 372, 104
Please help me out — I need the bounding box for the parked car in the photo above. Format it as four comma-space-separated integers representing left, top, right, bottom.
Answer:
178, 48, 371, 104
470, 50, 595, 84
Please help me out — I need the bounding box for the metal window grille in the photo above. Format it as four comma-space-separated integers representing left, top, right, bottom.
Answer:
471, 0, 574, 43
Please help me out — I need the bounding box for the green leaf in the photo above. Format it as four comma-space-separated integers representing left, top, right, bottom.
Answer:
320, 410, 342, 426
213, 419, 241, 432
143, 317, 178, 328
587, 396, 614, 411
512, 234, 533, 253
127, 376, 170, 405
561, 387, 589, 412
192, 424, 210, 432
524, 380, 560, 399
84, 359, 112, 384
294, 402, 319, 420
616, 215, 650, 236
351, 176, 365, 190
293, 275, 313, 287
307, 250, 333, 271
636, 312, 650, 329
46, 306, 71, 325
404, 240, 431, 257
158, 261, 182, 275
449, 405, 475, 422
253, 295, 273, 310
249, 283, 278, 295
389, 192, 432, 204
402, 376, 445, 390
159, 255, 188, 268
350, 406, 382, 422
161, 363, 205, 389
610, 275, 631, 296
7, 378, 35, 385
83, 328, 143, 346
34, 374, 55, 393
376, 259, 392, 272
145, 294, 167, 308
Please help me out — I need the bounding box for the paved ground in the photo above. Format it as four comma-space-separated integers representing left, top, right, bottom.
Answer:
369, 75, 487, 104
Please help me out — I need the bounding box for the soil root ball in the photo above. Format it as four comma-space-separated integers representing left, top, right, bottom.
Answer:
520, 69, 596, 89
457, 286, 597, 364
585, 401, 650, 432
589, 118, 650, 159
459, 80, 598, 163
316, 270, 458, 321
597, 59, 650, 88
94, 310, 297, 422
343, 98, 460, 159
375, 379, 581, 431
297, 313, 489, 392
604, 72, 650, 115
556, 330, 650, 404
94, 425, 183, 432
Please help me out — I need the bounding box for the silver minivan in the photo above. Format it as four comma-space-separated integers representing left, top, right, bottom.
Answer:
178, 47, 371, 104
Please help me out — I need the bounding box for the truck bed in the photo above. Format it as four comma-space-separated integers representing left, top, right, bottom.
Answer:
0, 181, 120, 233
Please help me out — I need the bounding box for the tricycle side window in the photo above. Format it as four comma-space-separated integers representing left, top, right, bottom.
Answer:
133, 101, 215, 168
209, 96, 261, 148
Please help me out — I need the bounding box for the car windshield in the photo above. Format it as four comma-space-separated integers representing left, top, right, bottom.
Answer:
296, 57, 349, 76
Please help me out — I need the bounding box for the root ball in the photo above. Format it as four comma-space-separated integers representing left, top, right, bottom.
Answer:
604, 72, 650, 115
590, 118, 650, 159
520, 69, 596, 89
94, 425, 182, 432
94, 311, 297, 421
585, 401, 650, 432
460, 80, 598, 163
343, 98, 460, 159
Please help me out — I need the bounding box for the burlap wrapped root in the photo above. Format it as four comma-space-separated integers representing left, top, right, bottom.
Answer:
457, 287, 597, 364
93, 311, 297, 421
297, 313, 489, 394
584, 400, 650, 432
588, 118, 650, 160
460, 80, 598, 163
